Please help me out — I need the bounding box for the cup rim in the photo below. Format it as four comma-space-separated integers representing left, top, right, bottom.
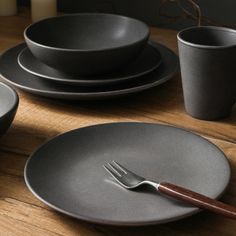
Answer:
177, 26, 236, 49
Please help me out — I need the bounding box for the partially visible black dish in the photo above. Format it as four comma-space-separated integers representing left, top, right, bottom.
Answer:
0, 82, 19, 136
0, 42, 178, 100
24, 13, 150, 75
17, 43, 162, 86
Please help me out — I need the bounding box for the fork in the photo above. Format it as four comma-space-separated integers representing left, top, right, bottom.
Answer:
103, 161, 236, 220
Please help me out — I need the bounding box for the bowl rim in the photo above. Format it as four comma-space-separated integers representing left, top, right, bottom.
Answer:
0, 82, 19, 120
24, 13, 150, 52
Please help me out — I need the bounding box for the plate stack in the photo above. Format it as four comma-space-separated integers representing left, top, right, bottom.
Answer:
0, 14, 179, 100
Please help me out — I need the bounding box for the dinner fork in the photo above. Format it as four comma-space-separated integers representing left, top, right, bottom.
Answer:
103, 161, 236, 220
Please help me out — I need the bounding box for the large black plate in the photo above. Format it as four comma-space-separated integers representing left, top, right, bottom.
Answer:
0, 42, 178, 100
25, 122, 230, 226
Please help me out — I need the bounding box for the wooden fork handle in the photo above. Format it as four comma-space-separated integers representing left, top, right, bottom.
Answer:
158, 182, 236, 220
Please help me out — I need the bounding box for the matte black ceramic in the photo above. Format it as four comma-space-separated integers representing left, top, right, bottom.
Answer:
24, 14, 150, 75
17, 43, 162, 86
24, 122, 230, 226
0, 82, 19, 136
0, 43, 178, 100
178, 26, 236, 120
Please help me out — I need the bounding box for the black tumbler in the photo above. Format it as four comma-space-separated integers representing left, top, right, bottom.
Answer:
178, 26, 236, 120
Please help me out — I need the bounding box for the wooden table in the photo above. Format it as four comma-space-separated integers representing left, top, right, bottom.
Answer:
1, 8, 236, 236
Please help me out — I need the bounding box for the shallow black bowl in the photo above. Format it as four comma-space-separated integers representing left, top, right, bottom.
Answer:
0, 82, 19, 136
24, 13, 150, 75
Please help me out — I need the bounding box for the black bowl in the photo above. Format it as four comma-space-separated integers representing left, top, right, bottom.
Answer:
24, 13, 150, 75
0, 82, 19, 136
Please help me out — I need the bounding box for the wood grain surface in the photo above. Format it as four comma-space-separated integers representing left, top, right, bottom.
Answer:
1, 8, 236, 236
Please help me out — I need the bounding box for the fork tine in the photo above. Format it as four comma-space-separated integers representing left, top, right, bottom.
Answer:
108, 162, 123, 176
112, 160, 127, 174
103, 164, 121, 179
112, 161, 143, 180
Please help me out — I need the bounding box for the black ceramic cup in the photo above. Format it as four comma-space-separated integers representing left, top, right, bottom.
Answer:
177, 26, 236, 120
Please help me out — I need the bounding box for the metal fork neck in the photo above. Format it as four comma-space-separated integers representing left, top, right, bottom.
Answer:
143, 180, 160, 189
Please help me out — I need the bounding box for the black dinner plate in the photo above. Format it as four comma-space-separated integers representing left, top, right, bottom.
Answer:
0, 42, 178, 100
17, 43, 162, 86
24, 122, 231, 226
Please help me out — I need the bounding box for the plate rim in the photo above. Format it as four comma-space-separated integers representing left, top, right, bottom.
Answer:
24, 122, 231, 226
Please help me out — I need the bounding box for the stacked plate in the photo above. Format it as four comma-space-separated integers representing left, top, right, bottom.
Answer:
0, 14, 179, 100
